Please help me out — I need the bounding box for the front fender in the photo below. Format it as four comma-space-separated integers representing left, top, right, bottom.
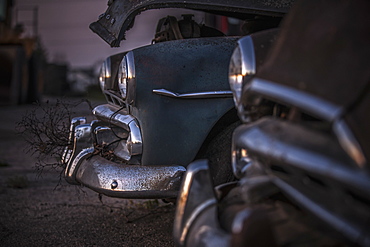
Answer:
131, 37, 238, 167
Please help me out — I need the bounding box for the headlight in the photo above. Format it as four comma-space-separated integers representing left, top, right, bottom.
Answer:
229, 36, 256, 107
99, 58, 111, 91
118, 51, 135, 102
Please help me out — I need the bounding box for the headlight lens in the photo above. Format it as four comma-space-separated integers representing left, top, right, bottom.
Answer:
229, 36, 256, 107
118, 56, 128, 99
98, 58, 111, 91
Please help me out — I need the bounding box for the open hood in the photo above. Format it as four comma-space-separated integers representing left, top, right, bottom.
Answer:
89, 0, 294, 47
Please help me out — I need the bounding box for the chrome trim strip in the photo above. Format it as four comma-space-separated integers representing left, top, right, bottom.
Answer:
333, 119, 366, 168
153, 88, 233, 99
247, 78, 343, 121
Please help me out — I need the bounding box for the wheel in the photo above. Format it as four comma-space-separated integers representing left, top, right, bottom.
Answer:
205, 121, 240, 186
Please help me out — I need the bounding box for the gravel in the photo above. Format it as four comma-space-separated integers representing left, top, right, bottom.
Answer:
0, 99, 175, 247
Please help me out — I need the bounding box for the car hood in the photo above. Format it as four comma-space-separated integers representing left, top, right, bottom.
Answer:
90, 0, 294, 47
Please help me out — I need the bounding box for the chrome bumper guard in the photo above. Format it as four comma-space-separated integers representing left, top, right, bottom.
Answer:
174, 160, 230, 247
63, 104, 186, 199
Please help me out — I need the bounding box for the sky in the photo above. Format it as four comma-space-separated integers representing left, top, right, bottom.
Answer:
14, 0, 204, 69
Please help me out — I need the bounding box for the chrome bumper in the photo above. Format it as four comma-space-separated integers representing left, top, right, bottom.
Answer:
174, 160, 230, 247
63, 104, 186, 199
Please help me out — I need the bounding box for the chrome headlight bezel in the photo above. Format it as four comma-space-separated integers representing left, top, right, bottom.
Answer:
118, 51, 136, 104
99, 57, 111, 92
229, 35, 256, 109
118, 56, 128, 99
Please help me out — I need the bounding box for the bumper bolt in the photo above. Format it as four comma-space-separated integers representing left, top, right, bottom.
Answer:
111, 180, 118, 189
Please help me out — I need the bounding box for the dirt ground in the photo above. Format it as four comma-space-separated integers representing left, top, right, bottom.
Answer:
0, 98, 176, 247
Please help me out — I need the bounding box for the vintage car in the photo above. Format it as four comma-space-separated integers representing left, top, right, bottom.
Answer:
62, 0, 291, 199
174, 0, 370, 246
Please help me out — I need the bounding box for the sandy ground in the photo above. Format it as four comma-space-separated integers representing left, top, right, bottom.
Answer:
0, 99, 175, 247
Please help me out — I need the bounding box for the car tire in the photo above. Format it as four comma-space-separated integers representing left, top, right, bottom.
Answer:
206, 121, 240, 186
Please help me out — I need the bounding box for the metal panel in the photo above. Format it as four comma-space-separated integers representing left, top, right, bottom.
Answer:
89, 0, 293, 46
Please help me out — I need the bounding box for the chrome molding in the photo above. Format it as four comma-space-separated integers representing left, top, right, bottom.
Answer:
246, 78, 343, 121
153, 88, 233, 99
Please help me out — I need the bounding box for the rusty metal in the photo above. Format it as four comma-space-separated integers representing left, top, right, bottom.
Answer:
89, 0, 292, 46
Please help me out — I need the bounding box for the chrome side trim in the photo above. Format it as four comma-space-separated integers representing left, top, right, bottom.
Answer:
246, 78, 343, 121
333, 119, 366, 168
153, 88, 233, 99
